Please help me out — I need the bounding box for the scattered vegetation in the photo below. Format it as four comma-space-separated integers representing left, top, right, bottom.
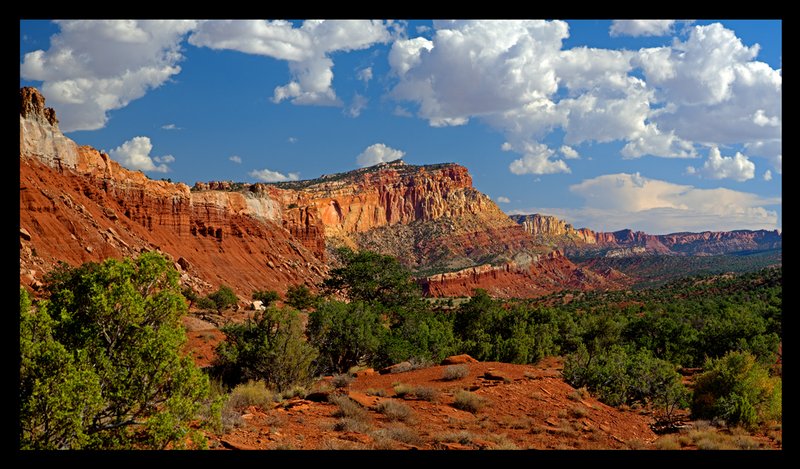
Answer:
208, 285, 238, 312
371, 424, 422, 447
225, 381, 275, 411
691, 351, 781, 428
329, 395, 368, 422
443, 364, 469, 381
392, 383, 415, 399
375, 399, 414, 422
214, 307, 318, 392
22, 245, 782, 449
331, 373, 354, 389
413, 386, 439, 402
285, 284, 316, 310
453, 390, 484, 413
251, 289, 280, 308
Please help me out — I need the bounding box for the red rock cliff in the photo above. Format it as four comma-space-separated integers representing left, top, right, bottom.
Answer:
20, 87, 326, 298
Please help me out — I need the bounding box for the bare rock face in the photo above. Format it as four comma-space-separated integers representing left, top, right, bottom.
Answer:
19, 87, 79, 170
19, 87, 326, 297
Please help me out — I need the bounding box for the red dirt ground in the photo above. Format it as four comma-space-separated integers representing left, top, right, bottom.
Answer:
183, 321, 781, 451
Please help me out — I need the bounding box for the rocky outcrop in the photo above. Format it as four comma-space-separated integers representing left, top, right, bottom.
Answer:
420, 250, 627, 298
20, 87, 79, 170
512, 213, 781, 256
20, 87, 326, 297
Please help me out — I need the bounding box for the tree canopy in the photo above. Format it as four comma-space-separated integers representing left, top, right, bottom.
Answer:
20, 252, 210, 449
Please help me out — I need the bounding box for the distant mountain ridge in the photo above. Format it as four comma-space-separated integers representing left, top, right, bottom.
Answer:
510, 213, 781, 257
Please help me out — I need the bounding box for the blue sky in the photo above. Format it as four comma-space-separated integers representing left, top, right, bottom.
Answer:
20, 20, 781, 234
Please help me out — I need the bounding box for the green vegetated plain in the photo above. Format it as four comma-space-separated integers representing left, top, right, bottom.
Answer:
20, 247, 781, 449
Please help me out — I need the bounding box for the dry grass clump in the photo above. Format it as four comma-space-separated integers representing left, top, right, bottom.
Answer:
332, 417, 372, 433
568, 405, 589, 418
331, 373, 354, 389
226, 380, 275, 410
392, 383, 415, 398
375, 399, 414, 422
453, 390, 484, 413
329, 394, 368, 421
487, 433, 519, 450
371, 424, 423, 447
442, 364, 469, 381
413, 386, 439, 402
433, 431, 475, 445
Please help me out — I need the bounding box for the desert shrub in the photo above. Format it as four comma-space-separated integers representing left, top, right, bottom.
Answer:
280, 385, 308, 400
333, 417, 372, 433
563, 344, 688, 411
285, 284, 316, 310
376, 309, 456, 368
453, 290, 560, 364
654, 435, 681, 450
323, 247, 421, 308
434, 431, 475, 445
181, 286, 199, 307
691, 351, 781, 429
371, 424, 422, 446
331, 373, 354, 389
20, 253, 210, 449
453, 390, 484, 413
392, 383, 414, 398
413, 386, 439, 402
568, 405, 589, 418
226, 381, 275, 410
252, 290, 280, 308
375, 400, 413, 422
443, 364, 469, 381
366, 388, 387, 397
195, 296, 217, 311
208, 285, 238, 311
215, 307, 318, 392
329, 394, 368, 421
307, 300, 384, 374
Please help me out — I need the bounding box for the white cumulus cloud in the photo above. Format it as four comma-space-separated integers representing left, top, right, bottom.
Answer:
609, 20, 676, 37
560, 145, 580, 159
389, 21, 780, 176
229, 155, 242, 164
520, 172, 779, 233
506, 141, 570, 175
686, 147, 755, 181
109, 136, 172, 173
161, 123, 181, 130
189, 20, 392, 106
356, 143, 405, 167
21, 20, 198, 132
763, 170, 772, 181
496, 196, 511, 203
249, 168, 300, 182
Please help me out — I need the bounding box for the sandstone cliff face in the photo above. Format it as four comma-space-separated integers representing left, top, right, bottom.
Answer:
20, 87, 325, 298
420, 250, 628, 298
20, 87, 79, 170
20, 86, 623, 300
511, 214, 597, 244
511, 213, 781, 256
